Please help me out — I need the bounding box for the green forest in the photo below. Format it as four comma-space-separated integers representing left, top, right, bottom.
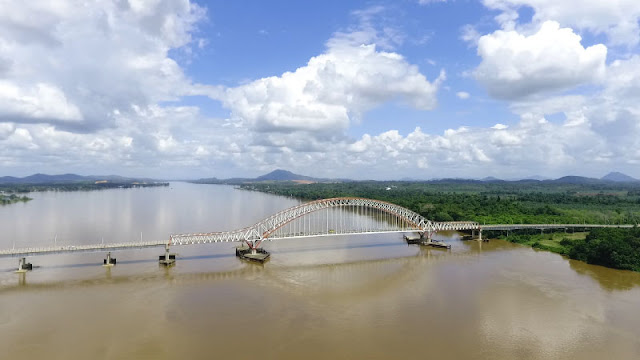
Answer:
240, 180, 640, 272
0, 193, 31, 205
0, 181, 169, 193
241, 181, 640, 225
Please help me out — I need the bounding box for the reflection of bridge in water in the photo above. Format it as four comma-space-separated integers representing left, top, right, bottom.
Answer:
0, 197, 634, 271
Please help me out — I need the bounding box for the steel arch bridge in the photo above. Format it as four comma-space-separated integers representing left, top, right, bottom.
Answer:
169, 197, 480, 248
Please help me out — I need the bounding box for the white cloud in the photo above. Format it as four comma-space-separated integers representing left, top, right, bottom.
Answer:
216, 31, 445, 134
0, 122, 15, 140
456, 91, 470, 99
337, 111, 607, 178
460, 24, 482, 46
475, 21, 607, 99
0, 81, 82, 123
483, 0, 640, 46
0, 2, 638, 180
0, 0, 206, 130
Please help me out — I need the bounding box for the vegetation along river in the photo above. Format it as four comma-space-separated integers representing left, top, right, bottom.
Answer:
0, 182, 639, 359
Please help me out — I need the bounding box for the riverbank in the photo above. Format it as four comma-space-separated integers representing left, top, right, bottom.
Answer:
493, 231, 587, 255
492, 228, 640, 272
0, 181, 169, 193
0, 193, 31, 205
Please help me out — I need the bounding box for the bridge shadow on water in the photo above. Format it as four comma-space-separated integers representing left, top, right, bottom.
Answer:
5, 239, 637, 294
0, 253, 237, 272
268, 240, 405, 255
0, 241, 437, 293
0, 241, 405, 273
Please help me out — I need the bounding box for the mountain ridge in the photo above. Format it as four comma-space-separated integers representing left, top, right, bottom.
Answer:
601, 171, 638, 182
4, 171, 640, 185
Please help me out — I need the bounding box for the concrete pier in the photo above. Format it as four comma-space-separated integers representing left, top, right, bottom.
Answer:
403, 235, 422, 244
103, 252, 116, 267
404, 234, 451, 249
159, 244, 176, 266
235, 244, 270, 263
421, 240, 451, 249
15, 257, 32, 273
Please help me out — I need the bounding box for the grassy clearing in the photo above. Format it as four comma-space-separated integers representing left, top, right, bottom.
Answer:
498, 231, 588, 255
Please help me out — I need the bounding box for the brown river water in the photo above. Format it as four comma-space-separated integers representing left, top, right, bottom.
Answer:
0, 183, 639, 359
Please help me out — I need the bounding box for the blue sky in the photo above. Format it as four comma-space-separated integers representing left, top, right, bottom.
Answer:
1, 0, 640, 179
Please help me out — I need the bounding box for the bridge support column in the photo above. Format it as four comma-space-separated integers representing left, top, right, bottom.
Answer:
16, 257, 32, 273
103, 252, 116, 267
236, 239, 271, 263
419, 231, 433, 244
419, 230, 451, 249
159, 244, 176, 266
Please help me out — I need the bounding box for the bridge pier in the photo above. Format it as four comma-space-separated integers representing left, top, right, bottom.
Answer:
103, 252, 116, 267
16, 257, 32, 273
478, 228, 487, 242
236, 240, 270, 263
418, 231, 451, 249
159, 244, 176, 266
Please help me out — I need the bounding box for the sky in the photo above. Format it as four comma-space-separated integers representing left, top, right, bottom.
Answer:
1, 0, 640, 180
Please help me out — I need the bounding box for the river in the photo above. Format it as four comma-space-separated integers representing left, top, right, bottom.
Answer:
0, 182, 639, 359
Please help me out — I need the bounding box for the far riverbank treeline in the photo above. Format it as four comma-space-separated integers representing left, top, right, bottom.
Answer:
239, 181, 640, 272
241, 181, 640, 225
0, 181, 169, 194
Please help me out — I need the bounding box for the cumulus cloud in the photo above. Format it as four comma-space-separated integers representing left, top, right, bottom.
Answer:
216, 23, 445, 134
475, 21, 607, 99
0, 122, 15, 140
0, 81, 82, 123
483, 0, 640, 46
0, 0, 206, 131
338, 113, 606, 178
1, 1, 639, 180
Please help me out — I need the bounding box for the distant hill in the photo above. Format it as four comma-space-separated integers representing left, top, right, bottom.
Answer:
549, 176, 602, 184
480, 176, 502, 182
521, 175, 549, 181
0, 173, 85, 184
256, 169, 316, 181
193, 169, 346, 184
601, 172, 638, 182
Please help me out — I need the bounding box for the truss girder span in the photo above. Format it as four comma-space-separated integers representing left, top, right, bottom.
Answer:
169, 197, 480, 245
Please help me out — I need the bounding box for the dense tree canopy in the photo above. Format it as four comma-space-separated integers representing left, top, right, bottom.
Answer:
241, 180, 640, 272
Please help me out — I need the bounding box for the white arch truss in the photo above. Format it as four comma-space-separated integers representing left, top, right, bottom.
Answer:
169, 197, 480, 245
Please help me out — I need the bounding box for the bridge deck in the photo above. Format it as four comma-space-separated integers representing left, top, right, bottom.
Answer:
0, 224, 634, 258
0, 240, 168, 258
